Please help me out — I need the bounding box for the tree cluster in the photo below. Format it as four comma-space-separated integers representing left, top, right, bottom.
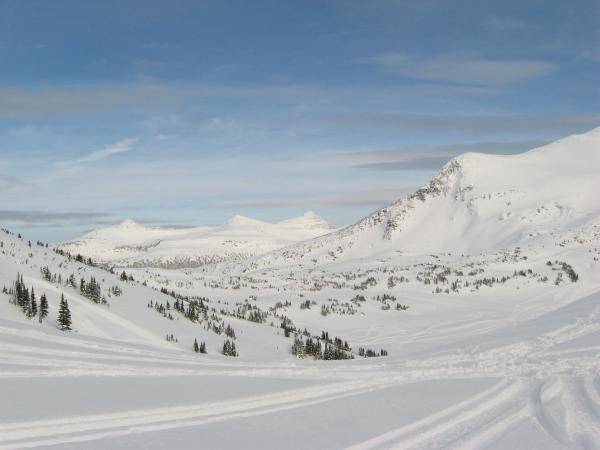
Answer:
358, 347, 388, 358
193, 338, 207, 353
222, 339, 238, 356
80, 276, 107, 305
8, 273, 50, 323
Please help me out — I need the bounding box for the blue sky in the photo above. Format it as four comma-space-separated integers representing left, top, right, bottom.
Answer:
1, 0, 599, 242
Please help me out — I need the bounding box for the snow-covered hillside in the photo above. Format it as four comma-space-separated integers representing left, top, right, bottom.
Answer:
2, 128, 600, 448
243, 127, 600, 271
58, 212, 338, 269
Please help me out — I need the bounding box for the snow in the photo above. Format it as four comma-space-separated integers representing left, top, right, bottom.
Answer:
277, 211, 338, 231
242, 126, 600, 269
1, 128, 600, 449
57, 212, 338, 269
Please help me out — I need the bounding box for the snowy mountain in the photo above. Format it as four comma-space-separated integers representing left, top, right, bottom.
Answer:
245, 127, 600, 271
58, 212, 338, 269
276, 211, 337, 231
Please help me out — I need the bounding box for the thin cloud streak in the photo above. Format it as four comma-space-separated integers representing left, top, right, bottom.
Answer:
356, 53, 557, 85
0, 82, 490, 118
213, 189, 416, 209
55, 138, 138, 167
354, 157, 454, 171
279, 114, 600, 136
341, 140, 545, 171
0, 210, 111, 224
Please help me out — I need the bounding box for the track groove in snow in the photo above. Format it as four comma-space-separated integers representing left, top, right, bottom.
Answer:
0, 378, 398, 449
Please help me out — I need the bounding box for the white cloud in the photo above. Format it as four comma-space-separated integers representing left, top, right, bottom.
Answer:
0, 210, 111, 224
56, 138, 138, 167
77, 138, 138, 163
356, 53, 557, 85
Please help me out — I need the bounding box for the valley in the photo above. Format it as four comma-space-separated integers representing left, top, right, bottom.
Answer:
1, 128, 600, 448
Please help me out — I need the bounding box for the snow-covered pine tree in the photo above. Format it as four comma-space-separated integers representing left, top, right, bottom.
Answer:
39, 293, 49, 323
222, 340, 231, 355
57, 294, 72, 331
19, 284, 31, 315
29, 288, 37, 319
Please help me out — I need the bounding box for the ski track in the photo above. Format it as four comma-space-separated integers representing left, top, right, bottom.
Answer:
348, 379, 529, 450
0, 377, 399, 449
349, 376, 600, 450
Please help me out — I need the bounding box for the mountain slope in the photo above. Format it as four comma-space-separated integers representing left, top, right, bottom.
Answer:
58, 212, 338, 269
245, 127, 600, 271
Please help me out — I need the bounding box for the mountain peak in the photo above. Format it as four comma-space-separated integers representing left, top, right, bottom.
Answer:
115, 219, 144, 229
278, 211, 336, 230
301, 211, 321, 220
224, 215, 267, 227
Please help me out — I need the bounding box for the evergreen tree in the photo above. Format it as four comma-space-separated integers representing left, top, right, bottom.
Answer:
39, 293, 49, 323
222, 340, 231, 355
79, 276, 105, 305
57, 294, 72, 331
29, 288, 37, 319
12, 273, 22, 306
225, 324, 236, 339
292, 337, 305, 357
222, 340, 238, 357
199, 341, 207, 353
21, 286, 31, 315
40, 266, 52, 281
193, 338, 199, 353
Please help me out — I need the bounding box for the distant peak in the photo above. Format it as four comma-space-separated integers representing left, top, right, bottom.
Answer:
116, 219, 144, 229
302, 211, 320, 219
224, 215, 266, 227
278, 211, 336, 229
